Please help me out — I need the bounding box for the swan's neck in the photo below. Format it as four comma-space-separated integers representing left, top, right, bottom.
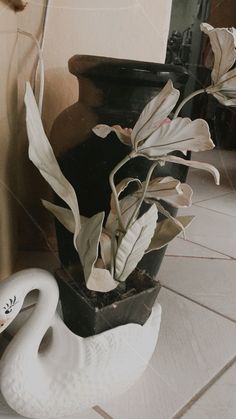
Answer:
7, 269, 59, 358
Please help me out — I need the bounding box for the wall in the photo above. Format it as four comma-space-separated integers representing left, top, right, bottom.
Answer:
16, 0, 173, 251
0, 0, 18, 278
18, 0, 173, 134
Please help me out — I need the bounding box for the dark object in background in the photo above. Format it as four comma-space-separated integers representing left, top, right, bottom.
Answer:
166, 28, 192, 66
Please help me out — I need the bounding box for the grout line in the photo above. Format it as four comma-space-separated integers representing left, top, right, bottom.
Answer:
194, 202, 236, 219
172, 354, 236, 419
165, 254, 230, 260
161, 285, 236, 324
192, 191, 234, 205
93, 406, 114, 419
177, 237, 235, 260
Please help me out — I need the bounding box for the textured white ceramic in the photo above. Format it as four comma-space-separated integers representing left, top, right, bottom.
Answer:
0, 268, 161, 419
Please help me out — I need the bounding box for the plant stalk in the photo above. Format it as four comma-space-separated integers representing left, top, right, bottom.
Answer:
173, 88, 206, 119
110, 232, 116, 278
109, 152, 135, 232
126, 161, 159, 230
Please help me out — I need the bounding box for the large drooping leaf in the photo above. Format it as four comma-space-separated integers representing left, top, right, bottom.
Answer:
131, 80, 180, 145
42, 200, 76, 233
75, 212, 118, 292
24, 83, 81, 248
42, 200, 88, 232
43, 199, 114, 278
160, 155, 220, 185
115, 204, 158, 282
134, 177, 193, 208
137, 118, 214, 158
43, 202, 118, 291
145, 216, 195, 252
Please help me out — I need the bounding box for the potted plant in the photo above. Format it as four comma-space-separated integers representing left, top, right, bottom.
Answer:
50, 55, 190, 280
24, 22, 236, 338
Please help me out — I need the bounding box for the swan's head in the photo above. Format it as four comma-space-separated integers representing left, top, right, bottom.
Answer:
0, 276, 24, 333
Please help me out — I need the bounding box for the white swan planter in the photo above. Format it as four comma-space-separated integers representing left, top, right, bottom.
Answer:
0, 268, 161, 419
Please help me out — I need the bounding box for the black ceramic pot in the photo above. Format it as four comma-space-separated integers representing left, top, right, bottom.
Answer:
50, 55, 190, 280
56, 266, 161, 338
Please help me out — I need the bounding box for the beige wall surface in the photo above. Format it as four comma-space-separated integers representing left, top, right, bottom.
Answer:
18, 0, 173, 134
43, 0, 172, 66
0, 1, 18, 278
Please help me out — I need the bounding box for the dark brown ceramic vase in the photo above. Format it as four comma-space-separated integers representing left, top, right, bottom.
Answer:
50, 55, 189, 274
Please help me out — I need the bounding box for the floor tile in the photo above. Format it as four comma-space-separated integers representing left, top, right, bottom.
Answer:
186, 149, 236, 203
100, 288, 236, 419
166, 237, 229, 259
187, 169, 233, 203
196, 192, 236, 218
190, 150, 236, 179
177, 205, 236, 258
182, 362, 236, 419
159, 257, 236, 320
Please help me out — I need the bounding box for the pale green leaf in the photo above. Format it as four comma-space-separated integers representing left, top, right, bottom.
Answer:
137, 118, 214, 158
160, 155, 220, 185
75, 212, 118, 291
145, 216, 195, 252
42, 200, 75, 233
106, 195, 140, 233
115, 204, 158, 282
201, 23, 236, 84
208, 67, 236, 106
42, 200, 88, 232
131, 80, 180, 145
86, 268, 118, 292
134, 177, 193, 208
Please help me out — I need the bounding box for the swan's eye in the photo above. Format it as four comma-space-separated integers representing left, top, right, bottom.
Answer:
4, 296, 17, 315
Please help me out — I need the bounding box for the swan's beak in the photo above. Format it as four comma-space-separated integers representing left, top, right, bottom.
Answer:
0, 319, 7, 328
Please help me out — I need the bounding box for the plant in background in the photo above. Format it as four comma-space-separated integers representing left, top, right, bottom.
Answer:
200, 23, 236, 106
24, 22, 236, 295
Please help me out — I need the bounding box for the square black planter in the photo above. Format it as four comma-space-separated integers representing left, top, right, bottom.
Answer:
56, 266, 161, 338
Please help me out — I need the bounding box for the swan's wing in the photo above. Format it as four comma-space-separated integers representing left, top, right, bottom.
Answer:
0, 390, 23, 417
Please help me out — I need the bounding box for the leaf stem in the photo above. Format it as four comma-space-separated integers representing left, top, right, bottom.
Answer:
173, 88, 206, 119
126, 161, 159, 230
109, 152, 135, 232
110, 232, 116, 278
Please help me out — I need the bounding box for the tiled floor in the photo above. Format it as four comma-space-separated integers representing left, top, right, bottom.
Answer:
0, 149, 236, 418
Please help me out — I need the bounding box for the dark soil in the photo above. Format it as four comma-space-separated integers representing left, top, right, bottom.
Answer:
56, 265, 158, 309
